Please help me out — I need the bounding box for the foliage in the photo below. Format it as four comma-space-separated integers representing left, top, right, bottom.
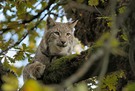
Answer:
88, 0, 99, 6
21, 79, 44, 91
1, 73, 18, 91
0, 0, 62, 90
0, 0, 134, 91
101, 70, 125, 91
123, 83, 135, 91
51, 54, 78, 70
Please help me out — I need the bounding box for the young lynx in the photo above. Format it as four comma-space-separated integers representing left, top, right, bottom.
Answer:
23, 17, 78, 81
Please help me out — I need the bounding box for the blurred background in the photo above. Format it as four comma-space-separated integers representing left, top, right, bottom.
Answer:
0, 0, 135, 91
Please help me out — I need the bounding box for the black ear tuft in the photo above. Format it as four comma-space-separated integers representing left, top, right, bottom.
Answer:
47, 17, 55, 29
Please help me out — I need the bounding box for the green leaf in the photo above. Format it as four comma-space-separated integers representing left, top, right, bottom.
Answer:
7, 22, 19, 29
121, 34, 128, 42
41, 1, 47, 8
95, 32, 119, 49
22, 43, 27, 50
7, 56, 15, 63
88, 0, 99, 6
119, 6, 126, 14
16, 3, 26, 15
101, 0, 105, 3
16, 66, 23, 77
3, 57, 10, 68
13, 51, 25, 61
2, 73, 18, 91
38, 21, 46, 29
111, 38, 119, 48
73, 83, 88, 91
10, 66, 23, 77
0, 39, 14, 50
26, 2, 33, 8
123, 83, 135, 91
95, 32, 110, 47
25, 53, 33, 63
102, 70, 125, 91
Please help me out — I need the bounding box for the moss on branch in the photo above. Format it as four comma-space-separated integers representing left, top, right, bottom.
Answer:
41, 48, 133, 85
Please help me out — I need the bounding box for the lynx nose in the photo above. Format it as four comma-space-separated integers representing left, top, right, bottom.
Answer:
57, 40, 67, 47
61, 41, 66, 45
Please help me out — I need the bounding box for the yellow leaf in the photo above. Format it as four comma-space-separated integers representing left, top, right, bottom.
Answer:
74, 83, 88, 91
95, 32, 110, 47
111, 38, 119, 48
2, 73, 18, 91
88, 0, 99, 6
10, 66, 23, 76
107, 22, 112, 27
21, 79, 43, 91
29, 41, 35, 49
3, 57, 10, 68
119, 6, 126, 14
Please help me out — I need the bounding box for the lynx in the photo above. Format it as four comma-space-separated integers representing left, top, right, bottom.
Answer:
23, 17, 78, 81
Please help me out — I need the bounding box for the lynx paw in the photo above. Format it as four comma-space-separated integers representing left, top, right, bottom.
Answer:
29, 61, 46, 79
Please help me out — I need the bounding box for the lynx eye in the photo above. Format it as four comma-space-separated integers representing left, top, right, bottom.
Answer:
54, 32, 60, 36
67, 33, 71, 36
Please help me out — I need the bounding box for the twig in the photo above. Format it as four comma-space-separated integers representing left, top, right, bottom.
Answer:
96, 48, 110, 91
0, 0, 56, 34
62, 49, 104, 87
0, 0, 57, 55
0, 12, 48, 56
22, 0, 55, 24
94, 6, 103, 16
64, 1, 104, 13
97, 0, 118, 90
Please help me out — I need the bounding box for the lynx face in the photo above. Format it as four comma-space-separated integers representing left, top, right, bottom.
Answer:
44, 18, 78, 56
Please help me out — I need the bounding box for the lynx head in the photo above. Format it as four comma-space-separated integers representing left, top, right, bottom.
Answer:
44, 17, 78, 56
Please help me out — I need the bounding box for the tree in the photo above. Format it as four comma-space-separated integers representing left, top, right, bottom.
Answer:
0, 0, 135, 91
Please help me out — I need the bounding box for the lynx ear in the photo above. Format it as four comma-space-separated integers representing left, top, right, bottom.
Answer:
68, 20, 78, 29
47, 17, 56, 29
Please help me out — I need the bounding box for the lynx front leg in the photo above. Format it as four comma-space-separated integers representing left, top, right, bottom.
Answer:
23, 61, 46, 81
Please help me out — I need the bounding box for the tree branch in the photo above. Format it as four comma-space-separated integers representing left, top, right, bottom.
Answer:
41, 48, 132, 85
0, 13, 47, 56
22, 0, 55, 24
0, 0, 56, 34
